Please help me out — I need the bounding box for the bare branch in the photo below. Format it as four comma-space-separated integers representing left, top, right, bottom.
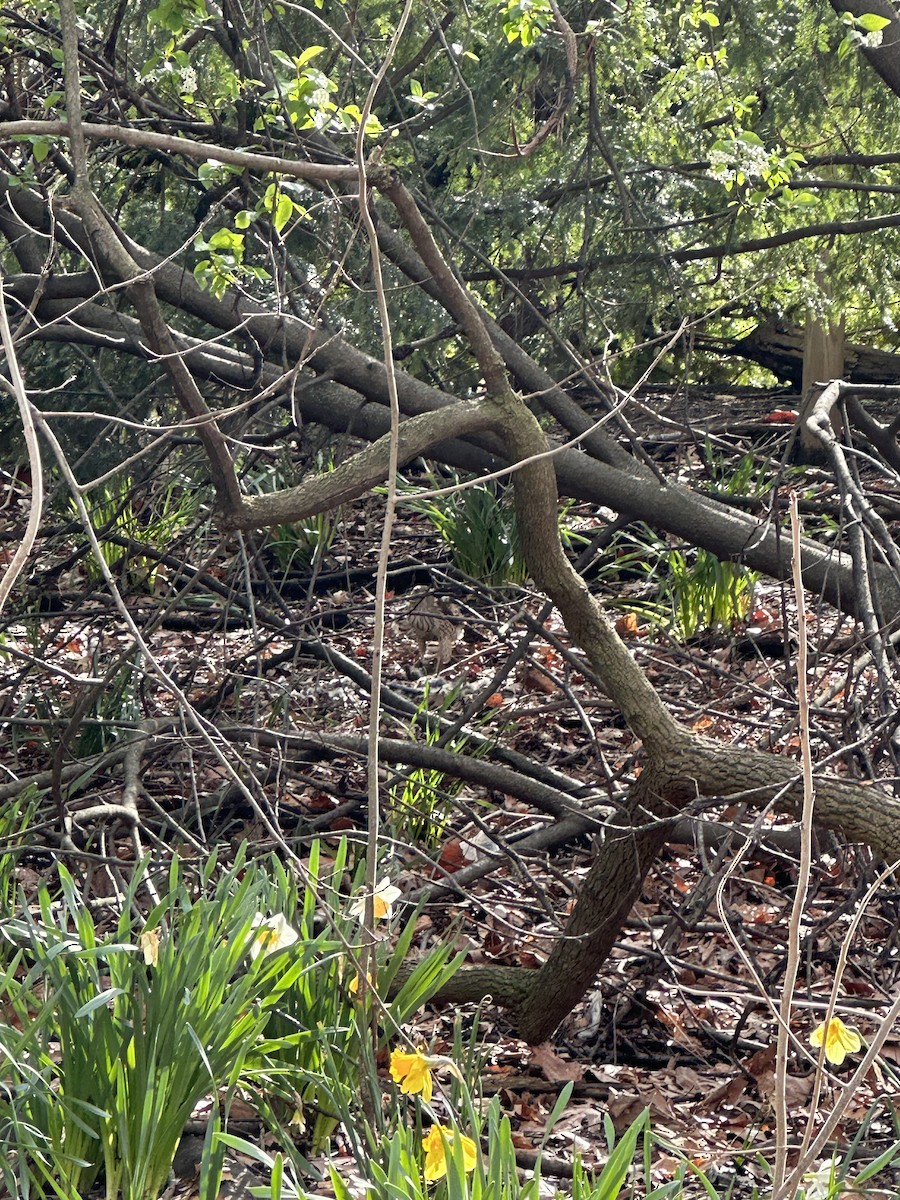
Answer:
0, 278, 43, 616
0, 120, 361, 184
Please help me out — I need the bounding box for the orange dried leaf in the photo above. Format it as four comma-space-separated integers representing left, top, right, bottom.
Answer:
615, 612, 641, 638
761, 409, 798, 424
520, 667, 557, 694
437, 839, 467, 873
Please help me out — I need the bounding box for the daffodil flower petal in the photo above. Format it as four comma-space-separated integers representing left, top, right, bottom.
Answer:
350, 877, 403, 922
390, 1048, 433, 1102
139, 928, 159, 967
348, 970, 373, 995
810, 1017, 862, 1065
422, 1126, 477, 1182
248, 913, 299, 961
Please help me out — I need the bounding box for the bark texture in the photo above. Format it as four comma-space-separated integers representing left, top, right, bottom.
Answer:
733, 321, 900, 387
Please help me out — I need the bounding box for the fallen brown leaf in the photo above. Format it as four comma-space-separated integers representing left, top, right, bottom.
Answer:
529, 1042, 584, 1084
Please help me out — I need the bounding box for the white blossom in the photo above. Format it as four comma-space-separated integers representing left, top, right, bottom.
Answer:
350, 877, 402, 922
248, 912, 299, 961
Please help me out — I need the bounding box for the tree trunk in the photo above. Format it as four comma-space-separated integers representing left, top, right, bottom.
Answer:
730, 321, 900, 387
798, 281, 845, 459
440, 736, 900, 1043
801, 314, 845, 398
829, 0, 900, 102
514, 765, 682, 1044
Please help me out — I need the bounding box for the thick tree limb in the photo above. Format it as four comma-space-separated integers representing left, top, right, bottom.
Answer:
5, 254, 899, 623
222, 399, 499, 529
0, 120, 360, 185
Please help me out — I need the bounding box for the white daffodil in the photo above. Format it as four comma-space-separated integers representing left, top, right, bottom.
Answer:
803, 1156, 841, 1200
248, 913, 299, 961
350, 877, 402, 922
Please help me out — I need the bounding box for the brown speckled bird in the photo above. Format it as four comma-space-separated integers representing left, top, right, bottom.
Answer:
403, 587, 461, 672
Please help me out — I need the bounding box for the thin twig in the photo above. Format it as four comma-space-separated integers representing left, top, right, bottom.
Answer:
0, 281, 44, 616
772, 492, 816, 1193
354, 0, 416, 1047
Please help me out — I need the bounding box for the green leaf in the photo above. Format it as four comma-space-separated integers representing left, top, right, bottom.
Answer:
198, 159, 241, 184
208, 227, 244, 251
214, 1134, 277, 1169
592, 1108, 649, 1200
541, 1081, 574, 1141
856, 1138, 900, 1183
295, 45, 325, 67
73, 986, 127, 1018
856, 12, 891, 32
273, 192, 293, 233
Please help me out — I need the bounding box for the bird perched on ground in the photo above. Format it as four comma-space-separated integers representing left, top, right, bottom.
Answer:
403, 587, 461, 672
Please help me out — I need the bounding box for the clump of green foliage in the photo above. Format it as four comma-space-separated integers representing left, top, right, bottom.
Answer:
0, 788, 40, 944
0, 844, 461, 1199
256, 452, 340, 575
77, 476, 198, 591
664, 547, 758, 640
403, 477, 526, 589
589, 452, 767, 640
387, 691, 475, 847
660, 448, 768, 640
267, 509, 338, 574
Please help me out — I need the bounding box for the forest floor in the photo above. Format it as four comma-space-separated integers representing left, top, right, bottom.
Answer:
3, 389, 900, 1197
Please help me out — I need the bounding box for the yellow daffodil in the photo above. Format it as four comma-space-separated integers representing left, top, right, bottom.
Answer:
350, 877, 402, 922
248, 913, 299, 961
810, 1016, 862, 1065
422, 1126, 477, 1182
390, 1048, 434, 1102
348, 970, 374, 995
138, 928, 159, 967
